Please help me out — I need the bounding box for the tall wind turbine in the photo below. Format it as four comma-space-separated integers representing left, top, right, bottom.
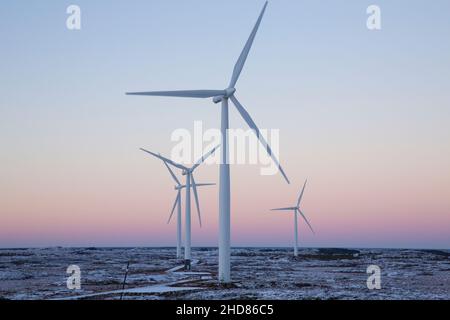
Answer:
271, 180, 314, 257
127, 1, 289, 282
161, 160, 214, 259
140, 146, 219, 269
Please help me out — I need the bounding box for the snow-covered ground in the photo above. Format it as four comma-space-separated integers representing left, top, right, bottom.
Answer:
0, 247, 448, 300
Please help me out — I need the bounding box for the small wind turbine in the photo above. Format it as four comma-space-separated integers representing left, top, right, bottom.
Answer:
140, 146, 220, 269
271, 180, 314, 257
161, 161, 214, 259
127, 1, 288, 283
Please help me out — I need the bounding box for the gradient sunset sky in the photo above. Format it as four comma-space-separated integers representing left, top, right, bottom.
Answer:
1, 0, 449, 248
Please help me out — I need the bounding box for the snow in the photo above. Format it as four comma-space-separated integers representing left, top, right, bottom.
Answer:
60, 282, 202, 300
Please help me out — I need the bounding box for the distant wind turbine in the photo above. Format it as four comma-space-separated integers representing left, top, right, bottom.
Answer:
271, 180, 314, 257
140, 146, 220, 269
161, 160, 214, 259
127, 1, 288, 283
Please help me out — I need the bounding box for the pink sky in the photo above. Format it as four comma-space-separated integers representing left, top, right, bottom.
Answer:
1, 139, 449, 248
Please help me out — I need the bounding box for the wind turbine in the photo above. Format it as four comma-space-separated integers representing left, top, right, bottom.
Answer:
127, 1, 288, 283
271, 180, 314, 257
140, 146, 219, 269
161, 160, 214, 259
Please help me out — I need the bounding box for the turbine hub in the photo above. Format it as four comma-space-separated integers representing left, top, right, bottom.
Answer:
224, 87, 236, 97
212, 88, 236, 104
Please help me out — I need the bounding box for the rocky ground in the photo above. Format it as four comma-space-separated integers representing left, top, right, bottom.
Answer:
0, 247, 448, 300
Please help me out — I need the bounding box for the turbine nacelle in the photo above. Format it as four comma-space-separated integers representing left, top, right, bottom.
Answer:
175, 184, 189, 190
212, 96, 222, 104
212, 88, 236, 104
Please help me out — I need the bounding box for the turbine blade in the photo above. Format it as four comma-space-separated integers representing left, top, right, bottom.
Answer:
297, 179, 308, 207
230, 95, 290, 184
191, 175, 202, 228
229, 1, 268, 88
126, 90, 225, 99
299, 209, 315, 234
140, 148, 186, 171
192, 145, 220, 171
192, 183, 215, 187
163, 160, 181, 186
271, 207, 296, 211
167, 192, 180, 224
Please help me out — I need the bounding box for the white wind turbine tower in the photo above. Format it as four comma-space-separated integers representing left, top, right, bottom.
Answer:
140, 146, 219, 269
160, 160, 214, 259
127, 1, 289, 283
271, 180, 315, 257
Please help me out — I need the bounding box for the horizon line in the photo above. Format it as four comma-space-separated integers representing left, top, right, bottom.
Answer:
0, 245, 448, 251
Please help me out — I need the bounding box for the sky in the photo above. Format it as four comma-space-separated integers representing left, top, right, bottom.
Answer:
0, 0, 449, 249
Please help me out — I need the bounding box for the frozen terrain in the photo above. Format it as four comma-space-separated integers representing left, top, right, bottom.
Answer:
0, 247, 448, 300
